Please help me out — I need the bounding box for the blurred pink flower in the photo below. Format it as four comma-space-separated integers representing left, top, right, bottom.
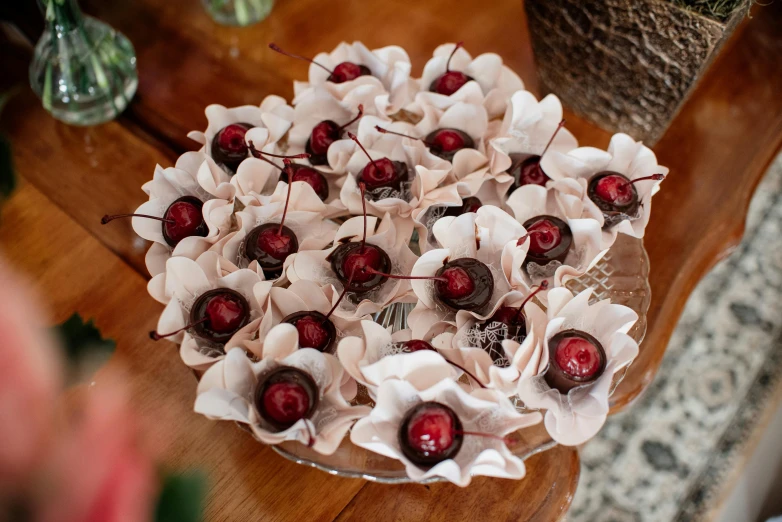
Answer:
0, 261, 61, 490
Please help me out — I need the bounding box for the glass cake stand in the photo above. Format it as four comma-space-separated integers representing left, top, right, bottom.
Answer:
268, 234, 651, 482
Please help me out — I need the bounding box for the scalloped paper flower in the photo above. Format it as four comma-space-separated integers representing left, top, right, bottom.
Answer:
407, 206, 525, 330
292, 42, 418, 116
135, 151, 235, 277
251, 279, 367, 357
488, 91, 578, 180
516, 287, 639, 446
147, 251, 271, 370
337, 320, 459, 397
442, 291, 548, 395
286, 213, 418, 319
195, 335, 370, 455
545, 133, 668, 246
210, 182, 339, 284
505, 184, 607, 292
187, 96, 294, 168
416, 43, 524, 119
350, 379, 541, 486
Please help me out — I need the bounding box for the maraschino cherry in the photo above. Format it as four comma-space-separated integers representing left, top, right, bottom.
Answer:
429, 42, 474, 96
477, 281, 548, 366
149, 288, 250, 345
306, 105, 363, 166
544, 329, 606, 393
101, 195, 208, 247
247, 142, 330, 201
211, 122, 253, 173
434, 258, 494, 313
507, 120, 566, 190
242, 161, 300, 279
281, 271, 356, 352
520, 216, 573, 269
254, 366, 319, 434
269, 43, 371, 84
587, 173, 665, 229
375, 125, 475, 162
348, 132, 409, 201
328, 183, 393, 294
398, 401, 512, 468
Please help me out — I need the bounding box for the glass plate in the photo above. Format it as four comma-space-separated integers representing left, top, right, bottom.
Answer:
269, 234, 651, 482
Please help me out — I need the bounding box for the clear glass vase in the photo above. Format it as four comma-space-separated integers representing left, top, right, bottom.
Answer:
201, 0, 275, 27
29, 0, 138, 126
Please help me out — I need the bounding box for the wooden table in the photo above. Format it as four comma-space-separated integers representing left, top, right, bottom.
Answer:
2, 1, 781, 520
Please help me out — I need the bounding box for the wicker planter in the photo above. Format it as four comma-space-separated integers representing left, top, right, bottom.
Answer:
524, 0, 751, 143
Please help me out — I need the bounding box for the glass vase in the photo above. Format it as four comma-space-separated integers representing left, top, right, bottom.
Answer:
201, 0, 275, 27
29, 0, 138, 126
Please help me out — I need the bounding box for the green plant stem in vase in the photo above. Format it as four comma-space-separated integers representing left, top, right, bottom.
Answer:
29, 0, 138, 126
202, 0, 275, 27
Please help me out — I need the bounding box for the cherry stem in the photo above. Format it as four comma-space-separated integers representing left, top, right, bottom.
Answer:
278, 160, 294, 236
149, 317, 208, 341
513, 280, 549, 324
339, 104, 364, 131
539, 119, 566, 160
359, 182, 368, 253
447, 361, 487, 389
622, 174, 666, 189
347, 131, 381, 174
269, 43, 334, 76
445, 41, 464, 73
453, 430, 511, 445
247, 142, 284, 171
326, 268, 356, 319
375, 126, 433, 147
101, 213, 174, 225
362, 267, 448, 283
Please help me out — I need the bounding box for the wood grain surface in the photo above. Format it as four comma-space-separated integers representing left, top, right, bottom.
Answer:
1, 0, 781, 520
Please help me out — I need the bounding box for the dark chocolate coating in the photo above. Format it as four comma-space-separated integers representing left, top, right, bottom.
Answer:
398, 401, 463, 468
281, 310, 337, 352
434, 258, 494, 313
254, 366, 319, 431
242, 223, 299, 280
521, 215, 573, 269
189, 288, 250, 344
544, 329, 607, 394
327, 242, 392, 294
587, 171, 640, 229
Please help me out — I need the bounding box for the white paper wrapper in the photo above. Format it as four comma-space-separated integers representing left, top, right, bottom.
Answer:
250, 279, 367, 359
488, 91, 578, 182
147, 251, 272, 370
195, 336, 370, 455
187, 97, 294, 166
505, 184, 607, 293
286, 213, 418, 319
444, 292, 548, 395
209, 182, 339, 284
415, 43, 524, 119
350, 379, 541, 486
516, 287, 639, 446
135, 151, 235, 277
545, 133, 668, 247
408, 206, 524, 329
337, 320, 459, 397
293, 41, 418, 116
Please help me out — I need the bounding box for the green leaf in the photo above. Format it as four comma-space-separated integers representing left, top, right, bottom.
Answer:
155, 472, 206, 522
0, 135, 14, 202
54, 313, 116, 366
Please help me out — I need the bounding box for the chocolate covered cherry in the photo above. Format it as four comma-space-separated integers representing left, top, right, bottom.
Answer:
505, 120, 565, 191
211, 122, 252, 173
329, 243, 392, 294
476, 282, 547, 367
282, 311, 336, 353
269, 43, 371, 84
434, 258, 494, 312
349, 132, 408, 200
243, 223, 299, 279
521, 216, 573, 269
306, 105, 363, 166
587, 172, 664, 229
544, 329, 606, 394
101, 195, 208, 247
429, 42, 474, 96
255, 366, 319, 431
424, 128, 475, 162
398, 402, 463, 468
